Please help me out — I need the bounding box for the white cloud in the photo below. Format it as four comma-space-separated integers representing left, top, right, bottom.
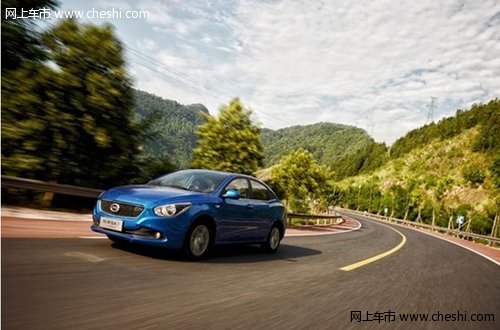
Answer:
123, 0, 500, 144
96, 0, 134, 11
138, 0, 172, 26
136, 38, 158, 52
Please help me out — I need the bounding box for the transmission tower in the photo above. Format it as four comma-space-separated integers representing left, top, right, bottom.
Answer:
426, 97, 437, 123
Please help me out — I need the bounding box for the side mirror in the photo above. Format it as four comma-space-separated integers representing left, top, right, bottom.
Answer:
222, 189, 241, 199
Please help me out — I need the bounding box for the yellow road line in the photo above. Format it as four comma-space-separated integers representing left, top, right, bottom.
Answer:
339, 223, 407, 271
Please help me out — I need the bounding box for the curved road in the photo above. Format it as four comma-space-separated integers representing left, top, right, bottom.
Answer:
2, 213, 499, 329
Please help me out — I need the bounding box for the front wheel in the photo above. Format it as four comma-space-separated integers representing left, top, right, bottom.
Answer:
262, 224, 282, 253
183, 222, 212, 260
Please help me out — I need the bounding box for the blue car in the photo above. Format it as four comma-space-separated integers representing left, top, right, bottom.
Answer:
91, 169, 287, 259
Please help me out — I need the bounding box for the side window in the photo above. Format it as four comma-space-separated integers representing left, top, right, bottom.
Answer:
223, 178, 250, 199
250, 180, 271, 201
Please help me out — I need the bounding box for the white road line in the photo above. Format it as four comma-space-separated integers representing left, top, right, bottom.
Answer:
2, 207, 93, 221
17, 218, 93, 222
353, 213, 500, 267
433, 235, 500, 267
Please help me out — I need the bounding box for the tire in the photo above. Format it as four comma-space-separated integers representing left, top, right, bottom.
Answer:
262, 224, 282, 253
183, 221, 212, 260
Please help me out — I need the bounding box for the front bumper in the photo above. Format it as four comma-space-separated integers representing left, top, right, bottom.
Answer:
91, 206, 191, 250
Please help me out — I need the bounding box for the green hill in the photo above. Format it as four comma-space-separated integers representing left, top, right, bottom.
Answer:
335, 99, 499, 235
261, 122, 384, 170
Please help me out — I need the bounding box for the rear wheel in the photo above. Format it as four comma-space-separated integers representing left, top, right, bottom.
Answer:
184, 222, 212, 260
262, 224, 281, 253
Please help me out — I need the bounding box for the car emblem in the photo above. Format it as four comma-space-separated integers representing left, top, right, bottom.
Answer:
110, 203, 120, 213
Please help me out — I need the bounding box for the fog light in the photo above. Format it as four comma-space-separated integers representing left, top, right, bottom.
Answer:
155, 232, 162, 239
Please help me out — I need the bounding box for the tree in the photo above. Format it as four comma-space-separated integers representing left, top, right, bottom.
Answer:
191, 98, 263, 174
473, 99, 500, 152
270, 149, 330, 213
1, 0, 58, 74
133, 89, 208, 168
2, 19, 140, 188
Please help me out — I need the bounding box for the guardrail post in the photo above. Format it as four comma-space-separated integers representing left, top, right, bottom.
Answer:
337, 207, 499, 246
287, 213, 342, 227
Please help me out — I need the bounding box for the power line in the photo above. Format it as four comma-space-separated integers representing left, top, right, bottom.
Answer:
38, 20, 296, 127
125, 46, 295, 127
125, 46, 219, 94
127, 56, 220, 99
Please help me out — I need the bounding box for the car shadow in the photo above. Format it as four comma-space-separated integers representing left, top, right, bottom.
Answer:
110, 242, 321, 264
204, 244, 321, 263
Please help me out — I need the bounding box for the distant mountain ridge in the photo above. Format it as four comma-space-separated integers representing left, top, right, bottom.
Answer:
133, 90, 380, 170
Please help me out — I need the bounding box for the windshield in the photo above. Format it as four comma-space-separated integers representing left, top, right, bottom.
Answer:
148, 170, 228, 193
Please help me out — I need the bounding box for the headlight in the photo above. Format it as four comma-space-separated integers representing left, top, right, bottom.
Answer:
154, 203, 191, 217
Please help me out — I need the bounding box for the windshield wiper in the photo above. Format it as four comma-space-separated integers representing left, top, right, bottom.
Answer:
147, 181, 160, 186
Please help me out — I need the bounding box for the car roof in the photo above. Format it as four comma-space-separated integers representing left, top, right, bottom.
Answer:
177, 169, 258, 180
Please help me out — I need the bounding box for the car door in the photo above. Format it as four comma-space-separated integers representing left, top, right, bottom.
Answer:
249, 180, 275, 240
216, 178, 255, 242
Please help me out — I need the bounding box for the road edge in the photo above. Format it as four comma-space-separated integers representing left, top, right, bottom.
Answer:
343, 211, 500, 267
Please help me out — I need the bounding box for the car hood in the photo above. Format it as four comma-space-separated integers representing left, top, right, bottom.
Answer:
101, 185, 205, 205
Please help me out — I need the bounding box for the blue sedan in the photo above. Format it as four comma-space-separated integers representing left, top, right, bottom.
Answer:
91, 169, 287, 259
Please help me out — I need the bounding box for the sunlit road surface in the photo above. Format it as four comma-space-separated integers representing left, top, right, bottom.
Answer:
2, 213, 499, 329
1, 206, 363, 238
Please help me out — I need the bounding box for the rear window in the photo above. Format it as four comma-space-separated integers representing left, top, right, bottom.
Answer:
251, 180, 271, 201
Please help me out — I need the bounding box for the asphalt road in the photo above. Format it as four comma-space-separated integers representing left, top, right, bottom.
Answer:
2, 213, 499, 329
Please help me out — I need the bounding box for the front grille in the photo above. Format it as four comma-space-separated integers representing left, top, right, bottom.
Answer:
100, 200, 144, 217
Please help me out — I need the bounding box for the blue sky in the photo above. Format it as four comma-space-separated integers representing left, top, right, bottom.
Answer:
59, 0, 500, 143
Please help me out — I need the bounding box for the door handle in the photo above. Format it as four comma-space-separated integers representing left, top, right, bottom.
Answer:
246, 204, 254, 209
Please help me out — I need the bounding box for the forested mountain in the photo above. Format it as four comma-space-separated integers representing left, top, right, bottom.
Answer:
261, 123, 381, 168
330, 99, 499, 180
133, 89, 208, 168
390, 100, 499, 158
132, 93, 385, 173
335, 99, 499, 235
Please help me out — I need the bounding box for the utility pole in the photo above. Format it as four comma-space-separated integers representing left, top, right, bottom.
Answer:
356, 185, 361, 211
465, 216, 472, 233
426, 97, 437, 123
368, 186, 373, 213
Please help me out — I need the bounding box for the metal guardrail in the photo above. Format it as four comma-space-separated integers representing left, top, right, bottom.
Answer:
287, 213, 342, 226
2, 175, 103, 198
340, 208, 500, 245
2, 175, 343, 226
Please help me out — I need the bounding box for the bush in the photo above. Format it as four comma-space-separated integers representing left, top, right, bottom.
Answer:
490, 157, 500, 188
462, 167, 485, 185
